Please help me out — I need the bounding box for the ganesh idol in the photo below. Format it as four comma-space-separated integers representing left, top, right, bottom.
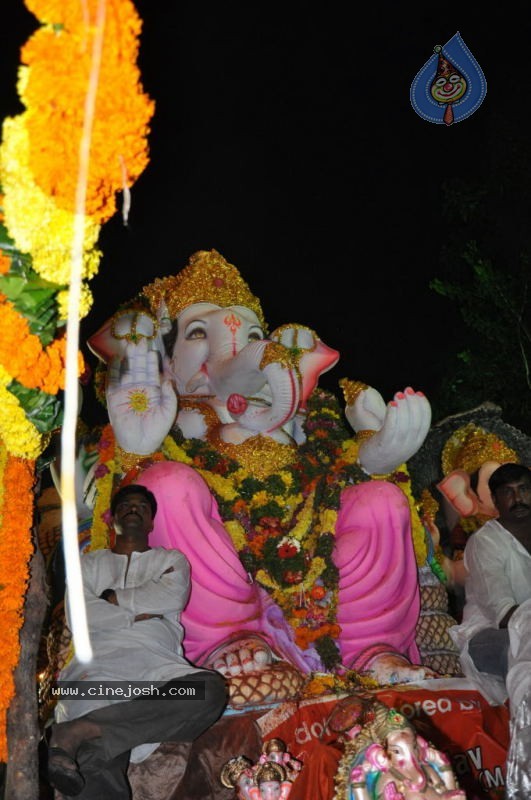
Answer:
79, 249, 435, 688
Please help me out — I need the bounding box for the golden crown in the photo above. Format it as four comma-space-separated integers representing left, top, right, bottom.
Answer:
142, 249, 266, 331
219, 755, 254, 788
255, 761, 286, 784
441, 423, 519, 476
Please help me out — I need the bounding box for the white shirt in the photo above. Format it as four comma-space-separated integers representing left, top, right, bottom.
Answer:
55, 546, 202, 761
450, 518, 531, 704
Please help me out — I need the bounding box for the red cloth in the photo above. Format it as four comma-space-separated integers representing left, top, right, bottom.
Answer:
258, 687, 510, 800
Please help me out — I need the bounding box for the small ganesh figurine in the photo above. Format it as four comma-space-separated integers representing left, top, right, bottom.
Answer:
220, 755, 256, 800
259, 739, 302, 782
250, 762, 292, 800
334, 702, 465, 800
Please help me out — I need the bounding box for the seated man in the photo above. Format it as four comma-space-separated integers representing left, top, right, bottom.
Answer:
450, 462, 531, 701
47, 484, 228, 799
450, 462, 531, 798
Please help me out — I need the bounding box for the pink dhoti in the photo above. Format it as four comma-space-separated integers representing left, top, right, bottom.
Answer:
138, 462, 420, 670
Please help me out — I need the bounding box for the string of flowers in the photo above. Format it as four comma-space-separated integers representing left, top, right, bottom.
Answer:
0, 0, 154, 762
83, 389, 429, 672
0, 447, 34, 762
0, 298, 80, 394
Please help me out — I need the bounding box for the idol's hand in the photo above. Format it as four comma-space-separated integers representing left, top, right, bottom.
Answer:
106, 338, 177, 455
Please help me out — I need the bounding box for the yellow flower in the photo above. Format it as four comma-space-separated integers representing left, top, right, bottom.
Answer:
255, 569, 281, 591
341, 439, 360, 464
250, 490, 269, 508
162, 436, 193, 465
224, 520, 247, 551
319, 508, 337, 535
56, 284, 95, 322
290, 491, 315, 541
279, 471, 294, 490
0, 367, 44, 459
303, 557, 326, 589
199, 470, 238, 502
0, 115, 102, 292
320, 405, 341, 420
88, 462, 114, 551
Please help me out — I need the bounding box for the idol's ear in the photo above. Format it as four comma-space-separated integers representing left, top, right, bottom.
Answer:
476, 461, 501, 517
437, 469, 479, 517
87, 309, 164, 364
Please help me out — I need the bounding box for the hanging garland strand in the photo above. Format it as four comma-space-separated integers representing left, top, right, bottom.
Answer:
0, 449, 34, 763
0, 0, 154, 762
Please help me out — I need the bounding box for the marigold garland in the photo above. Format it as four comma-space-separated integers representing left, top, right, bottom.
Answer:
0, 0, 155, 764
20, 0, 154, 221
0, 115, 102, 296
0, 447, 35, 761
0, 298, 84, 394
0, 366, 44, 460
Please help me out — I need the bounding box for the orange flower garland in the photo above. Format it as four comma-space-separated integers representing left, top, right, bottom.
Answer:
21, 0, 154, 221
0, 447, 34, 762
0, 0, 154, 765
0, 298, 84, 394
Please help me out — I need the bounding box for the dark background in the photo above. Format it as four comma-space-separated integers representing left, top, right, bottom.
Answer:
1, 1, 530, 427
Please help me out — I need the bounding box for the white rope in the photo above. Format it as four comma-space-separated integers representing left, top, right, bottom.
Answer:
61, 0, 107, 664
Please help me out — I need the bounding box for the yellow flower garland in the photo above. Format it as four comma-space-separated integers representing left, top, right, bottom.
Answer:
0, 366, 44, 460
0, 0, 155, 762
371, 464, 428, 567
0, 115, 102, 298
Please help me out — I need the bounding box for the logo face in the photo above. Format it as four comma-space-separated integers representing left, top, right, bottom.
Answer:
411, 32, 487, 125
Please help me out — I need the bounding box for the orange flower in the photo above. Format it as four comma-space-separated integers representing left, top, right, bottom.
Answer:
310, 585, 326, 601
0, 253, 11, 274
248, 531, 270, 557
0, 299, 84, 393
20, 0, 154, 223
327, 624, 341, 640
295, 626, 311, 650
0, 452, 35, 761
96, 424, 116, 463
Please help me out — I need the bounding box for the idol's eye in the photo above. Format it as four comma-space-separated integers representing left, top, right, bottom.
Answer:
185, 326, 207, 340
248, 328, 264, 342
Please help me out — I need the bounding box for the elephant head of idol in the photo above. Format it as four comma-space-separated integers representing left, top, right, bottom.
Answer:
88, 250, 339, 445
437, 423, 520, 525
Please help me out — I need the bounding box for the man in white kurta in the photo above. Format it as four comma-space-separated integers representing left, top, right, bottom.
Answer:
449, 463, 531, 799
47, 484, 227, 799
450, 463, 531, 703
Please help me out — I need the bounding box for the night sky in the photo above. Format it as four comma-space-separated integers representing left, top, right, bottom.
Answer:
1, 2, 530, 427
